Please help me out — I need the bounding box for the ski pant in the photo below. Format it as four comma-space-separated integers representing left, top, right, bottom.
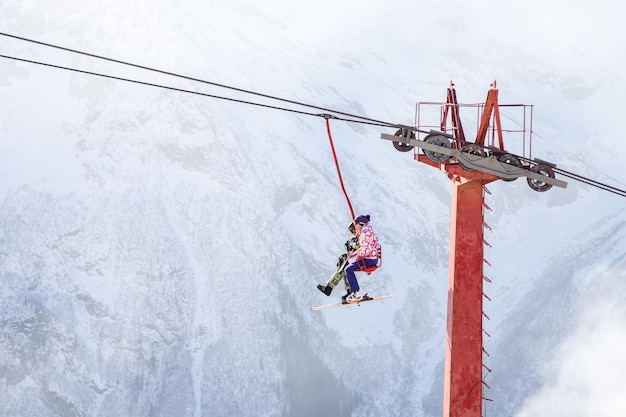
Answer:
326, 259, 350, 292
345, 258, 379, 292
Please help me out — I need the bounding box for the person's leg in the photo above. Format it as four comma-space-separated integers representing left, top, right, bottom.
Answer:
345, 259, 379, 292
318, 255, 349, 296
327, 255, 348, 289
327, 269, 344, 289
340, 271, 350, 292
345, 262, 360, 292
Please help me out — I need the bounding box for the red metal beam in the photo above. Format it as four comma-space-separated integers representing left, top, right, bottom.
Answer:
441, 82, 466, 146
442, 172, 496, 417
475, 82, 504, 150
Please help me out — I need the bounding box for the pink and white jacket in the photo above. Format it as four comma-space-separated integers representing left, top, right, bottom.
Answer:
351, 223, 381, 260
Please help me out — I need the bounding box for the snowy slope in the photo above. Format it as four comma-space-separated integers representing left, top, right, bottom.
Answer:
1, 1, 626, 417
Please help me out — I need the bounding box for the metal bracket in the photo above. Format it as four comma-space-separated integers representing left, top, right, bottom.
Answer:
381, 133, 568, 189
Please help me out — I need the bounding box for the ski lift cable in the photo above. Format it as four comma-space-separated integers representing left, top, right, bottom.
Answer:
554, 170, 626, 197
2, 52, 624, 198
515, 153, 626, 196
0, 31, 395, 128
0, 53, 387, 128
0, 37, 625, 198
500, 109, 626, 190
533, 131, 626, 189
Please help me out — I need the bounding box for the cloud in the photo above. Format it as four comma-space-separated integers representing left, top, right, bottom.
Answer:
515, 267, 626, 417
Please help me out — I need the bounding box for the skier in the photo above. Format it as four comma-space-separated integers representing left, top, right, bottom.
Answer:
317, 215, 381, 303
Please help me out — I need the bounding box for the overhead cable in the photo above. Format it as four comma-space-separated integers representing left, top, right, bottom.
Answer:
0, 32, 624, 198
0, 54, 388, 127
0, 32, 395, 128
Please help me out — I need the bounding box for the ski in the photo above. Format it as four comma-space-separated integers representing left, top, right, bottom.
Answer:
310, 295, 391, 311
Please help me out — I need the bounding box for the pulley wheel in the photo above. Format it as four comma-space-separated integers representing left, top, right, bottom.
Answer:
392, 128, 415, 152
527, 164, 555, 192
423, 134, 451, 163
459, 144, 485, 171
497, 153, 521, 182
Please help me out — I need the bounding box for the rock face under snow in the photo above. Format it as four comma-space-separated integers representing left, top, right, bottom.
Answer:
1, 1, 625, 417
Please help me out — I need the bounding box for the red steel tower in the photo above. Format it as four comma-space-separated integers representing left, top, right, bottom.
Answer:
381, 81, 567, 417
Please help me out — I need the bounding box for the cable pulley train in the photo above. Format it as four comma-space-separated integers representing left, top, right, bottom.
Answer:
380, 81, 567, 193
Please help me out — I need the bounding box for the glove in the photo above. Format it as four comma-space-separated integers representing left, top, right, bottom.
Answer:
336, 253, 348, 267
344, 237, 359, 254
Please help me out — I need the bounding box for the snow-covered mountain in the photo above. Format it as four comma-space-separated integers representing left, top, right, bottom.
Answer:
1, 1, 625, 416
